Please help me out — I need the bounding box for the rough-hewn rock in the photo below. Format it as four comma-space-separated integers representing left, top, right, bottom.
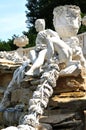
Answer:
11, 88, 33, 107
0, 60, 86, 130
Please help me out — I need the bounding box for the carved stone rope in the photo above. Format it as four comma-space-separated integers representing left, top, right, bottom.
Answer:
20, 64, 59, 129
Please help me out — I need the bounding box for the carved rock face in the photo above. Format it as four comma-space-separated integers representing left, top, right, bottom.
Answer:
53, 5, 81, 38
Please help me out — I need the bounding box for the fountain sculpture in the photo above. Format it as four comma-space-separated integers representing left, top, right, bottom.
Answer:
0, 5, 86, 130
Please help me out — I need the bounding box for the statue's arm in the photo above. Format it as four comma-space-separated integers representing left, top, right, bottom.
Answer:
46, 29, 60, 38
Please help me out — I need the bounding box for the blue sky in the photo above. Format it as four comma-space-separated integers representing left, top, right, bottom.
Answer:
0, 0, 28, 41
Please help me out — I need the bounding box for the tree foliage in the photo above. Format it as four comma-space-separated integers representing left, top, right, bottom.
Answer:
23, 31, 37, 48
26, 0, 86, 33
0, 35, 18, 51
0, 0, 86, 51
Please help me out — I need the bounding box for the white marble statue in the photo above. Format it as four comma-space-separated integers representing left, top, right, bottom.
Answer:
25, 19, 60, 76
53, 5, 86, 70
25, 6, 86, 77
25, 17, 78, 76
1, 5, 86, 130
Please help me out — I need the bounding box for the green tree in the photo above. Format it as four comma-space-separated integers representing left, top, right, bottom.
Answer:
23, 31, 36, 47
25, 0, 86, 33
1, 0, 86, 51
7, 35, 18, 51
0, 35, 18, 51
0, 40, 11, 51
25, 0, 40, 30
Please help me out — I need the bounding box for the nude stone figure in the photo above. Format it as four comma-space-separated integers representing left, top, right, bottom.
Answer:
25, 18, 76, 76
25, 5, 86, 77
25, 19, 60, 76
53, 5, 86, 69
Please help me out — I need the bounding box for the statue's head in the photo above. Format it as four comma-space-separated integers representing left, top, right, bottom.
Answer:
35, 19, 45, 32
53, 5, 81, 38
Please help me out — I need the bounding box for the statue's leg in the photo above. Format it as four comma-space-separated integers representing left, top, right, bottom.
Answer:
25, 49, 47, 76
46, 38, 54, 62
29, 50, 37, 64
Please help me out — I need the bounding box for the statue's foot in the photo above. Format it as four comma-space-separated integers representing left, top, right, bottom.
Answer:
24, 71, 34, 81
25, 70, 34, 76
18, 124, 35, 130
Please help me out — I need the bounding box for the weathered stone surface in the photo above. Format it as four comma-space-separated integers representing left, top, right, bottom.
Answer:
36, 123, 53, 130
40, 111, 85, 130
0, 60, 86, 129
0, 111, 4, 125
0, 55, 86, 130
0, 59, 20, 88
0, 73, 12, 88
54, 68, 86, 94
3, 107, 23, 126
39, 68, 86, 129
84, 111, 86, 130
0, 59, 20, 70
49, 94, 86, 111
0, 88, 5, 99
11, 88, 33, 106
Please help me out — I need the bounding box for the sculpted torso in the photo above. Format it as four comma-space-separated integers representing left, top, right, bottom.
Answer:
53, 5, 86, 68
